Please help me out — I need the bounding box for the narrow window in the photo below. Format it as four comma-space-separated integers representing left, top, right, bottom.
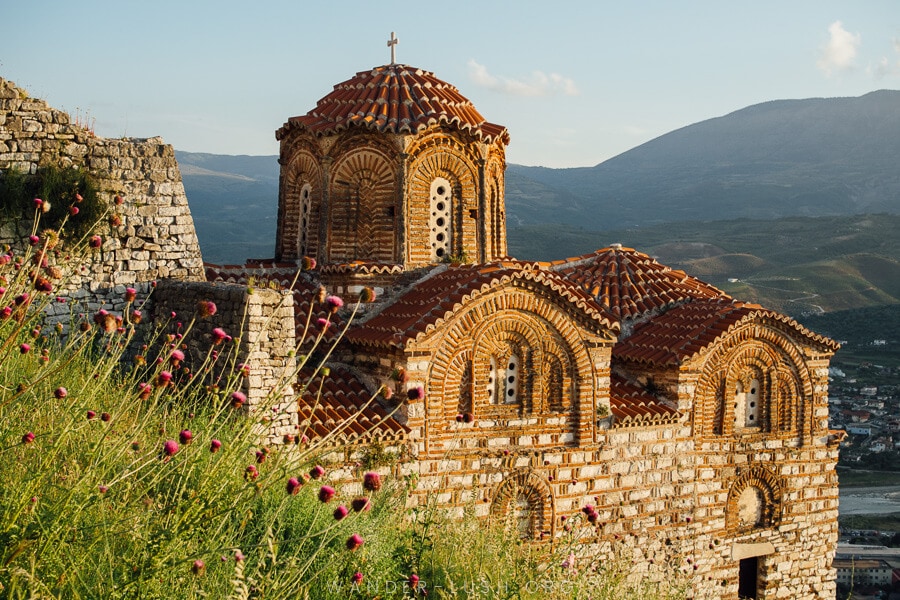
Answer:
429, 178, 452, 261
298, 183, 312, 257
745, 378, 760, 427
505, 354, 519, 404
488, 357, 498, 404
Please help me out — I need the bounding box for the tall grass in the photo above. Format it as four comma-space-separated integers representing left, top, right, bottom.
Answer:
0, 205, 685, 599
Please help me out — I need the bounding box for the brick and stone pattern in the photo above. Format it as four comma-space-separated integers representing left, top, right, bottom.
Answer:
0, 77, 204, 325
153, 280, 299, 445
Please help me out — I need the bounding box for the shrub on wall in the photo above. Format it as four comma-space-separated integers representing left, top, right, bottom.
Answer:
0, 164, 104, 240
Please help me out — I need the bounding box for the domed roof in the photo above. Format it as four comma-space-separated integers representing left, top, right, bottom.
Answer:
277, 64, 509, 144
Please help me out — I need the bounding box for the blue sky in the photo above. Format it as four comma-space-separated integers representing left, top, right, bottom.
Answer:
2, 1, 898, 167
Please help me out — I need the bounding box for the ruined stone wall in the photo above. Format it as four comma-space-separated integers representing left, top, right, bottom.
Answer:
154, 280, 299, 446
0, 77, 204, 323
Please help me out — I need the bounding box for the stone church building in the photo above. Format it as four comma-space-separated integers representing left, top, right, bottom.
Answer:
206, 58, 844, 599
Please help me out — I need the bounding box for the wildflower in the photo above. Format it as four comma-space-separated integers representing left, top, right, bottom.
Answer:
109, 214, 122, 227
230, 391, 247, 408
138, 382, 153, 399
382, 385, 394, 400
88, 235, 102, 249
74, 192, 83, 202
131, 309, 142, 324
351, 572, 363, 585
124, 287, 137, 302
157, 371, 173, 387
286, 477, 302, 495
237, 363, 250, 377
114, 195, 124, 205
351, 497, 371, 513
54, 387, 68, 399
70, 206, 79, 216
255, 450, 266, 464
346, 534, 364, 551
234, 551, 245, 562
98, 485, 108, 494
309, 465, 325, 479
318, 485, 336, 503
86, 410, 96, 420
408, 574, 420, 590
333, 505, 349, 520
22, 432, 35, 444
33, 197, 43, 208
462, 412, 474, 424
131, 441, 140, 451
162, 439, 179, 457
359, 286, 376, 303
210, 439, 222, 453
301, 256, 316, 270
15, 293, 29, 306
101, 412, 111, 422
19, 343, 31, 354
392, 367, 410, 384
197, 300, 217, 318
170, 349, 185, 365
34, 277, 53, 292
244, 465, 258, 480
316, 317, 330, 329
407, 386, 425, 401
363, 472, 382, 492
0, 306, 10, 319
179, 429, 193, 445
325, 295, 343, 313
315, 285, 327, 303
28, 235, 40, 246
211, 327, 228, 344
191, 560, 205, 576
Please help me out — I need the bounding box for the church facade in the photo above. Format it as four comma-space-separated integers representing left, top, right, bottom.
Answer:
208, 60, 842, 600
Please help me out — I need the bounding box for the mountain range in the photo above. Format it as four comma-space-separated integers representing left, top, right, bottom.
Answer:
177, 90, 900, 314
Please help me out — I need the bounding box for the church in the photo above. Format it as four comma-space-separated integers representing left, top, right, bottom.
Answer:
207, 43, 843, 600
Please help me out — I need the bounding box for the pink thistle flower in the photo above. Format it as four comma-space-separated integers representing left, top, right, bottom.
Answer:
316, 317, 330, 329
162, 439, 179, 457
286, 477, 302, 495
309, 465, 325, 479
234, 551, 245, 562
33, 197, 43, 208
351, 572, 363, 585
197, 300, 217, 318
363, 472, 382, 492
170, 349, 185, 365
15, 293, 29, 306
1, 306, 11, 319
179, 429, 193, 445
86, 410, 96, 420
138, 382, 153, 400
230, 391, 246, 408
255, 450, 266, 464
301, 256, 316, 270
382, 385, 394, 400
318, 485, 335, 503
53, 387, 68, 399
131, 309, 142, 324
131, 441, 140, 451
124, 287, 137, 302
237, 363, 250, 377
407, 386, 425, 401
359, 287, 376, 303
333, 505, 349, 520
88, 235, 102, 249
74, 193, 83, 202
211, 327, 228, 344
325, 295, 343, 313
351, 497, 371, 513
191, 559, 205, 576
19, 343, 31, 354
210, 439, 222, 453
408, 574, 420, 590
69, 206, 79, 216
244, 465, 258, 481
100, 412, 111, 423
114, 195, 124, 205
156, 371, 173, 387
462, 412, 474, 424
28, 235, 40, 246
22, 431, 35, 444
98, 485, 108, 494
345, 534, 364, 551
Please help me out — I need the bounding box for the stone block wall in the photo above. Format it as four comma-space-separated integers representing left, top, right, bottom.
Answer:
0, 77, 204, 324
154, 279, 299, 445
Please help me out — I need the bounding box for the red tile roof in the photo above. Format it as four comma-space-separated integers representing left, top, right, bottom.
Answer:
345, 262, 617, 349
277, 64, 509, 145
613, 298, 840, 367
553, 245, 728, 322
299, 366, 407, 445
610, 373, 680, 427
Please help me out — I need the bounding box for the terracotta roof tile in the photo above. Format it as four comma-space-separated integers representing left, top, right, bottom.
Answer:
553, 245, 728, 322
610, 373, 680, 427
345, 262, 617, 349
613, 298, 840, 367
299, 366, 407, 446
277, 64, 509, 145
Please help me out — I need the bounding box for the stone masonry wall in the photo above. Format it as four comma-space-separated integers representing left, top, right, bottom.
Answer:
0, 77, 204, 325
154, 279, 298, 446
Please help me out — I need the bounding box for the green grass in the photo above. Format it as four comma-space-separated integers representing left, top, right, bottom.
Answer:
837, 469, 900, 488
839, 514, 900, 532
0, 211, 686, 599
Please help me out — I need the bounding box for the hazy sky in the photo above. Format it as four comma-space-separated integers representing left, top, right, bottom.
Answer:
2, 1, 898, 167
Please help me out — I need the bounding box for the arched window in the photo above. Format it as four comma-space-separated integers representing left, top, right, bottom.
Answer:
505, 353, 520, 404
488, 356, 498, 404
457, 364, 472, 415
430, 177, 452, 261
735, 377, 761, 429
298, 183, 312, 257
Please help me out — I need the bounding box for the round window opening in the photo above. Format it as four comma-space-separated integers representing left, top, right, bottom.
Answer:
437, 186, 446, 195
436, 202, 445, 211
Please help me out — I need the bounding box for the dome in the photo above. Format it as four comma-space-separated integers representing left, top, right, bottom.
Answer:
277, 64, 509, 144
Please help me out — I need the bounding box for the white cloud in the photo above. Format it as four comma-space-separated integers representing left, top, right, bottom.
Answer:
817, 21, 861, 76
467, 60, 578, 97
868, 37, 900, 80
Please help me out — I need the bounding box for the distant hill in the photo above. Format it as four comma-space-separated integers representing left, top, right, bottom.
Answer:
507, 90, 900, 229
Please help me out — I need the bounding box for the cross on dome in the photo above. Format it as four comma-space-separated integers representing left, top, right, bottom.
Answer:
387, 32, 399, 64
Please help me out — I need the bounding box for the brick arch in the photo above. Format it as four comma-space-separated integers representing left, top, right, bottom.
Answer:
278, 149, 323, 260
439, 348, 474, 422
490, 469, 555, 540
485, 155, 506, 260
725, 465, 783, 535
695, 322, 814, 440
328, 147, 398, 263
406, 137, 478, 265
473, 317, 543, 413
